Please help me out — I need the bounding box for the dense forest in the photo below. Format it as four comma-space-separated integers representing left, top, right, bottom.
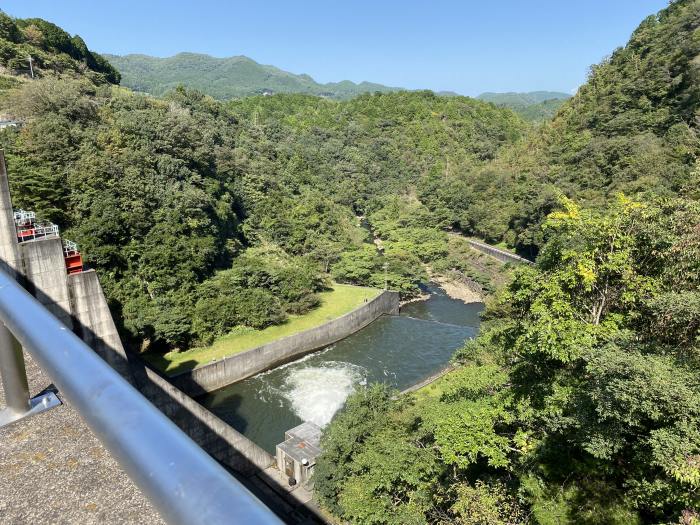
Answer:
476, 91, 571, 122
0, 11, 524, 352
0, 1, 698, 522
0, 13, 119, 84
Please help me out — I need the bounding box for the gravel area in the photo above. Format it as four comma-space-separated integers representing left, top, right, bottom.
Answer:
0, 350, 162, 524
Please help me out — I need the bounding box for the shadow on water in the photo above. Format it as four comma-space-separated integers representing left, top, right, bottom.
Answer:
200, 283, 485, 454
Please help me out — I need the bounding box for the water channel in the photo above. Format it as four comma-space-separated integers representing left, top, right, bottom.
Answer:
200, 284, 484, 453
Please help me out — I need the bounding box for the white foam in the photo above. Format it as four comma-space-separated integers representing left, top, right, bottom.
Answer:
281, 361, 366, 427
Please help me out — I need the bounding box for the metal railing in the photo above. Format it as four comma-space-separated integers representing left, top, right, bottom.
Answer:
0, 268, 282, 525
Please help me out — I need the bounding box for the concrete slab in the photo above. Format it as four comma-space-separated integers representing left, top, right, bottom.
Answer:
0, 351, 162, 524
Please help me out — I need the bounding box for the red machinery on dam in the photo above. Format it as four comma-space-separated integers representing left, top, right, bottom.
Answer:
13, 208, 83, 274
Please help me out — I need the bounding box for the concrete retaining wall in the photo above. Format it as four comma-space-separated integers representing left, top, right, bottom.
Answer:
132, 364, 275, 475
172, 289, 400, 395
467, 239, 533, 265
20, 237, 74, 329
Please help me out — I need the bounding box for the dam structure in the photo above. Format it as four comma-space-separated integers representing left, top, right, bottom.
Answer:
0, 153, 130, 381
0, 151, 496, 522
0, 151, 319, 523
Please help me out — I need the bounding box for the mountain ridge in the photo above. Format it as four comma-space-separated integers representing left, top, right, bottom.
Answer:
104, 52, 402, 100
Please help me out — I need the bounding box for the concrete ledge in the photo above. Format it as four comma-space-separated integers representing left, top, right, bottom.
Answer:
132, 363, 275, 475
171, 290, 400, 395
467, 239, 533, 265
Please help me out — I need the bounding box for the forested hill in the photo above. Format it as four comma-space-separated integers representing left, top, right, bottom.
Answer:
0, 12, 119, 88
0, 1, 699, 522
0, 77, 525, 351
453, 0, 700, 257
477, 91, 571, 105
104, 52, 400, 100
315, 2, 700, 524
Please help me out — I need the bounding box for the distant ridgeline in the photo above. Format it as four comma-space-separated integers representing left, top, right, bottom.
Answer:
0, 12, 120, 87
104, 52, 401, 100
477, 90, 572, 121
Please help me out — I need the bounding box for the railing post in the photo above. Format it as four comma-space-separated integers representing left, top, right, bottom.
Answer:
0, 321, 30, 413
0, 320, 61, 429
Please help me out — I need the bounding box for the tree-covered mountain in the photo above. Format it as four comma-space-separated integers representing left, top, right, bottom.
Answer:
103, 52, 401, 100
0, 12, 119, 89
477, 91, 572, 122
0, 72, 524, 351
316, 1, 700, 523
424, 0, 699, 258
477, 90, 571, 105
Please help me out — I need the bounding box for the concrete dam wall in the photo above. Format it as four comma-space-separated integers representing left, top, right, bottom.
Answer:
171, 289, 400, 396
132, 364, 275, 474
0, 150, 273, 477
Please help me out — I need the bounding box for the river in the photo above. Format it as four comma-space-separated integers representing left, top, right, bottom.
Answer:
200, 284, 484, 453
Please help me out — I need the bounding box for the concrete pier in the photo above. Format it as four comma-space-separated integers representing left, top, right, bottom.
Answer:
68, 270, 131, 379
19, 237, 74, 329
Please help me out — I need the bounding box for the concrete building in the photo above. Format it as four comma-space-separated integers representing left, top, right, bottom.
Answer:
276, 421, 323, 486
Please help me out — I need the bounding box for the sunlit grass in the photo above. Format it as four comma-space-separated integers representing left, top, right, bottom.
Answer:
144, 283, 381, 375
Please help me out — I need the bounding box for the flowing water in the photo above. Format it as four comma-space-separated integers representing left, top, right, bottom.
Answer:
200, 284, 484, 453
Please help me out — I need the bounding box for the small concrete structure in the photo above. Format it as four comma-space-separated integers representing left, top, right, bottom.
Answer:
276, 421, 323, 487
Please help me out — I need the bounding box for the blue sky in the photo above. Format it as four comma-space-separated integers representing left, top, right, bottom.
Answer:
1, 0, 669, 96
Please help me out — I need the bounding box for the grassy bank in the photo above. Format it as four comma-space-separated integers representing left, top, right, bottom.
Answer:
144, 283, 382, 375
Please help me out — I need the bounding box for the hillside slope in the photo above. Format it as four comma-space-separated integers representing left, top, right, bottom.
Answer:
315, 2, 700, 524
425, 0, 699, 256
104, 52, 400, 100
0, 12, 119, 89
477, 90, 571, 105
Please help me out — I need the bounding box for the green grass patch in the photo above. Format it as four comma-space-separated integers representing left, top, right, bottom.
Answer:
410, 371, 453, 401
145, 283, 382, 375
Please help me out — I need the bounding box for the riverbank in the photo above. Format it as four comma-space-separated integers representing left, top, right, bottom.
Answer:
432, 275, 484, 303
202, 285, 481, 452
145, 284, 382, 374
401, 365, 454, 395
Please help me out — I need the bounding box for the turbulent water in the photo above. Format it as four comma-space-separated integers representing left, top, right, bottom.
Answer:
200, 284, 484, 453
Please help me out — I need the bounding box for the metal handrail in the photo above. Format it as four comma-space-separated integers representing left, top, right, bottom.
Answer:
0, 268, 282, 525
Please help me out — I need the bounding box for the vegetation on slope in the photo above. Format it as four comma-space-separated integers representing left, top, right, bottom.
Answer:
316, 196, 700, 524
104, 52, 400, 100
0, 11, 119, 86
0, 72, 523, 352
316, 1, 700, 523
449, 0, 700, 258
1, 4, 697, 522
146, 283, 381, 374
